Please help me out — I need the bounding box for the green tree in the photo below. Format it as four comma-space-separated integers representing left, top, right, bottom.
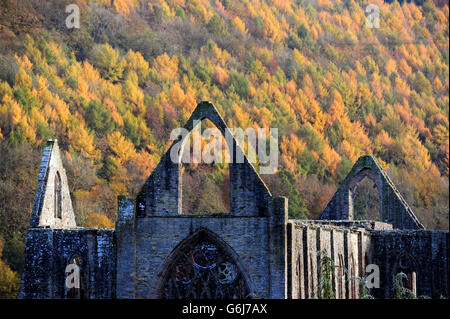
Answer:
91, 44, 126, 82
206, 14, 228, 37
85, 100, 115, 137
278, 170, 308, 219
0, 239, 21, 299
229, 72, 249, 99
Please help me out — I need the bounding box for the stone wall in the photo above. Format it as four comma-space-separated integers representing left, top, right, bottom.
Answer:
120, 101, 287, 299
287, 220, 449, 299
135, 216, 271, 298
370, 230, 449, 298
319, 156, 423, 230
287, 220, 371, 299
115, 197, 289, 299
19, 228, 115, 299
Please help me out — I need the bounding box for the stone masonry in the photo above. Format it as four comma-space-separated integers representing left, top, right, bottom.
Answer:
19, 102, 449, 299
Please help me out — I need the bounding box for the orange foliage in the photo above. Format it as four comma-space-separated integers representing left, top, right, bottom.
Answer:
84, 213, 114, 228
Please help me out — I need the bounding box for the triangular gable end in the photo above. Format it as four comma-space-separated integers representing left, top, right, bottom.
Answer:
136, 101, 272, 217
30, 139, 76, 228
318, 155, 424, 230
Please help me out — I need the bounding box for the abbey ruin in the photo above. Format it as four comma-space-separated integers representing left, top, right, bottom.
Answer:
19, 102, 448, 299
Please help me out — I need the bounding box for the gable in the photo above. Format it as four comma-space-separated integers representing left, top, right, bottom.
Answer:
319, 155, 424, 230
30, 139, 76, 228
135, 101, 272, 217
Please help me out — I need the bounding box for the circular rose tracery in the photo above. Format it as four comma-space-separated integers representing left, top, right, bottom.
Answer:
161, 240, 250, 299
191, 242, 217, 270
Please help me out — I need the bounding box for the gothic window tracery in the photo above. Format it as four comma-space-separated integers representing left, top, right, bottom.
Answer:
160, 240, 251, 299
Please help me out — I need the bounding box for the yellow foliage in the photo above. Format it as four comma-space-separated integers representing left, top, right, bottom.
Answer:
285, 80, 296, 97
107, 131, 137, 164
341, 140, 357, 162
0, 1, 448, 231
84, 213, 114, 228
2, 95, 36, 143
326, 89, 345, 127
187, 0, 212, 23
0, 82, 12, 98
15, 68, 32, 89
183, 86, 197, 113
153, 53, 179, 81
322, 144, 341, 176
113, 0, 136, 16
0, 256, 20, 298
232, 17, 247, 34
432, 77, 444, 93
398, 59, 412, 76
213, 65, 229, 88
126, 50, 150, 84
377, 130, 394, 149
169, 82, 186, 108
385, 59, 397, 75
69, 124, 100, 159
433, 124, 449, 146
123, 79, 144, 107
401, 131, 432, 171
131, 149, 156, 177
53, 96, 71, 128
293, 49, 309, 67
15, 54, 33, 71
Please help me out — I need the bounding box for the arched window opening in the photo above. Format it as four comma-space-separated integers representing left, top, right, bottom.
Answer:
181, 119, 230, 214
65, 256, 88, 299
54, 172, 62, 219
159, 230, 251, 299
351, 176, 381, 221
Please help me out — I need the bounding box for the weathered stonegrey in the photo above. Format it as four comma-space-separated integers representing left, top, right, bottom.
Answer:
19, 139, 115, 299
30, 139, 76, 228
19, 102, 448, 299
135, 101, 272, 218
370, 230, 449, 298
319, 155, 424, 230
19, 228, 115, 299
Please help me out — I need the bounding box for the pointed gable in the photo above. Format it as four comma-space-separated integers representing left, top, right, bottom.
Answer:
30, 139, 76, 228
135, 101, 272, 217
319, 155, 424, 230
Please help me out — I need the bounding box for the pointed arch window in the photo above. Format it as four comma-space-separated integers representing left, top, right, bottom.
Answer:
158, 230, 252, 299
348, 168, 382, 221
54, 172, 62, 219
